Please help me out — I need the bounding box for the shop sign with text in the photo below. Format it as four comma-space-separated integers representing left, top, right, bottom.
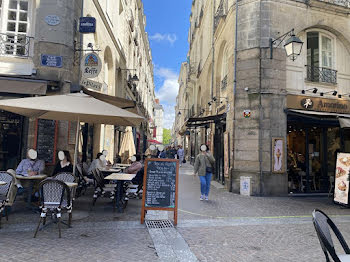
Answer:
287, 95, 350, 114
80, 78, 102, 91
81, 52, 102, 78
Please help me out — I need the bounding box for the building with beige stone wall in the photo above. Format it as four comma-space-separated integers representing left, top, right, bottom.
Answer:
175, 0, 350, 196
0, 0, 155, 171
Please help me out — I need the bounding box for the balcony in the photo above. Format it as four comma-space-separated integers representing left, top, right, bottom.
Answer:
305, 65, 337, 84
221, 75, 228, 90
305, 0, 350, 8
0, 33, 33, 57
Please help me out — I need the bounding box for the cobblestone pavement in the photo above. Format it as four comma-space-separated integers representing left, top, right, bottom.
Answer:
1, 163, 350, 261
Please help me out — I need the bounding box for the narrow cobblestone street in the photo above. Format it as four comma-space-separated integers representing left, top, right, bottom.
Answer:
1, 163, 350, 261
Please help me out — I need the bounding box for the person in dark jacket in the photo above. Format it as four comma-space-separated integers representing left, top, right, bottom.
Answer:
52, 150, 73, 176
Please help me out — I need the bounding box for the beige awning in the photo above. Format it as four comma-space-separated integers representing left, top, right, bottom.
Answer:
0, 77, 47, 95
82, 87, 144, 117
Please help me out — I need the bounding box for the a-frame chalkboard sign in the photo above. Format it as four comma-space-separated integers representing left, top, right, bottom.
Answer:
141, 158, 179, 226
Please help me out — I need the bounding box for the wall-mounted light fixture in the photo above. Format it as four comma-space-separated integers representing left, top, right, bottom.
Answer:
270, 28, 303, 61
338, 93, 350, 99
320, 91, 337, 97
301, 88, 318, 94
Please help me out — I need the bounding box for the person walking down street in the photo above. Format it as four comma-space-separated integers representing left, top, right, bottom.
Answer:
177, 145, 185, 166
194, 144, 215, 201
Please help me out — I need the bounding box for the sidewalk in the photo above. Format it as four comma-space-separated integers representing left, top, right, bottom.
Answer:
1, 164, 349, 261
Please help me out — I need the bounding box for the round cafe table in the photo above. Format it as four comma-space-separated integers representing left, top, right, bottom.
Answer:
16, 174, 47, 209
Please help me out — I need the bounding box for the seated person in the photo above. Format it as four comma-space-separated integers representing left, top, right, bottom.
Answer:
114, 154, 122, 165
16, 149, 45, 176
88, 153, 106, 178
131, 166, 145, 185
102, 150, 112, 166
52, 150, 73, 176
125, 155, 142, 174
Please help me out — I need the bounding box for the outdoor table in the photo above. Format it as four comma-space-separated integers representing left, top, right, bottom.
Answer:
16, 174, 47, 209
100, 168, 122, 177
0, 181, 6, 186
114, 164, 131, 168
105, 173, 136, 212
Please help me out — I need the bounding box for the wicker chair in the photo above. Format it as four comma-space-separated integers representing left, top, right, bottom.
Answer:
34, 178, 71, 238
75, 165, 89, 198
312, 209, 350, 262
0, 172, 14, 229
91, 169, 116, 211
53, 172, 75, 183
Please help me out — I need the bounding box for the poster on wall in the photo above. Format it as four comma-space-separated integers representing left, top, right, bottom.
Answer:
224, 132, 230, 178
334, 153, 350, 206
272, 137, 285, 173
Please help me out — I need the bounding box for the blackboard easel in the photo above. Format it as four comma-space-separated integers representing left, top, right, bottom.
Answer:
141, 158, 179, 226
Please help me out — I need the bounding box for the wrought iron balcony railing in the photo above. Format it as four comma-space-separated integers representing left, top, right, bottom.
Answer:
221, 75, 228, 90
0, 33, 33, 57
305, 65, 337, 84
214, 0, 228, 31
305, 0, 350, 8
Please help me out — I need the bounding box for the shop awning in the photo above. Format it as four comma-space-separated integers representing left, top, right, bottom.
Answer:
287, 109, 350, 127
0, 77, 47, 95
82, 87, 144, 117
186, 113, 226, 127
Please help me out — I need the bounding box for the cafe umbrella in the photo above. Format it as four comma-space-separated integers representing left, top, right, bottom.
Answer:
119, 126, 136, 163
0, 92, 144, 175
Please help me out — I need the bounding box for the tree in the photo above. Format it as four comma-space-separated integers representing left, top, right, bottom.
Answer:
163, 128, 171, 145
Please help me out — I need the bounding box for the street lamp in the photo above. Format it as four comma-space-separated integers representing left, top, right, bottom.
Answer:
270, 28, 303, 61
301, 88, 318, 94
320, 90, 337, 97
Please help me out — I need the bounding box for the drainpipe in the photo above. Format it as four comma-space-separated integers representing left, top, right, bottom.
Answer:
258, 0, 263, 196
211, 0, 216, 100
230, 0, 239, 193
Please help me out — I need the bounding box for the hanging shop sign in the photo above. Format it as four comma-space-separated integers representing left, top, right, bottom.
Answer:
287, 95, 350, 114
81, 52, 102, 78
45, 15, 60, 26
80, 77, 102, 91
41, 54, 62, 68
243, 109, 251, 118
334, 152, 350, 206
79, 17, 96, 33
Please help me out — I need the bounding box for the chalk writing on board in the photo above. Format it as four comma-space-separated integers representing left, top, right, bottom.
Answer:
145, 160, 177, 208
37, 119, 56, 164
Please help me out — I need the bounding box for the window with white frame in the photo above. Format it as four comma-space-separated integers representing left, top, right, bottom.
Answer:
0, 0, 32, 57
306, 31, 336, 84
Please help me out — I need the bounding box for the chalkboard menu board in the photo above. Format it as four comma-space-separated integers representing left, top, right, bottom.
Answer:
36, 119, 57, 165
141, 158, 179, 225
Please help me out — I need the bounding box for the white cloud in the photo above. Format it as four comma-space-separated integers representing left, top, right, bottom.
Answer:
154, 67, 179, 129
149, 33, 177, 45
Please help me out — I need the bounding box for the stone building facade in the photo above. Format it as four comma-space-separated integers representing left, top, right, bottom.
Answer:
0, 0, 155, 171
153, 99, 164, 144
176, 0, 350, 195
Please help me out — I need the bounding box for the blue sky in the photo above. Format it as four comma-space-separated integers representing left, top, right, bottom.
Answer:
143, 0, 191, 129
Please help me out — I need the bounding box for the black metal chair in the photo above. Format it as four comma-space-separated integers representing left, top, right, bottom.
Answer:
34, 178, 71, 238
312, 209, 350, 262
91, 169, 116, 211
0, 172, 14, 229
75, 165, 89, 198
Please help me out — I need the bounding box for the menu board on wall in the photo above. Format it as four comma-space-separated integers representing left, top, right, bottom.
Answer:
334, 153, 350, 206
36, 119, 57, 165
141, 158, 179, 225
68, 121, 77, 145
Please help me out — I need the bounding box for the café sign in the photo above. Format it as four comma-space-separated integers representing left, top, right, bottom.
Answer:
80, 52, 102, 78
80, 78, 102, 91
287, 95, 350, 114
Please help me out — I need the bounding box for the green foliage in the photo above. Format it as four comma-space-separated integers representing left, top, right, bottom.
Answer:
163, 128, 171, 145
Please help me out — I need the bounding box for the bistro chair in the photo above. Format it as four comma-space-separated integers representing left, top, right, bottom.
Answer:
34, 178, 71, 238
312, 209, 350, 262
91, 169, 116, 211
75, 165, 89, 198
53, 172, 75, 183
0, 172, 14, 229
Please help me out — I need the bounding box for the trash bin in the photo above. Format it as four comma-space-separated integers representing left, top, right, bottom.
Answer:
240, 176, 252, 196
